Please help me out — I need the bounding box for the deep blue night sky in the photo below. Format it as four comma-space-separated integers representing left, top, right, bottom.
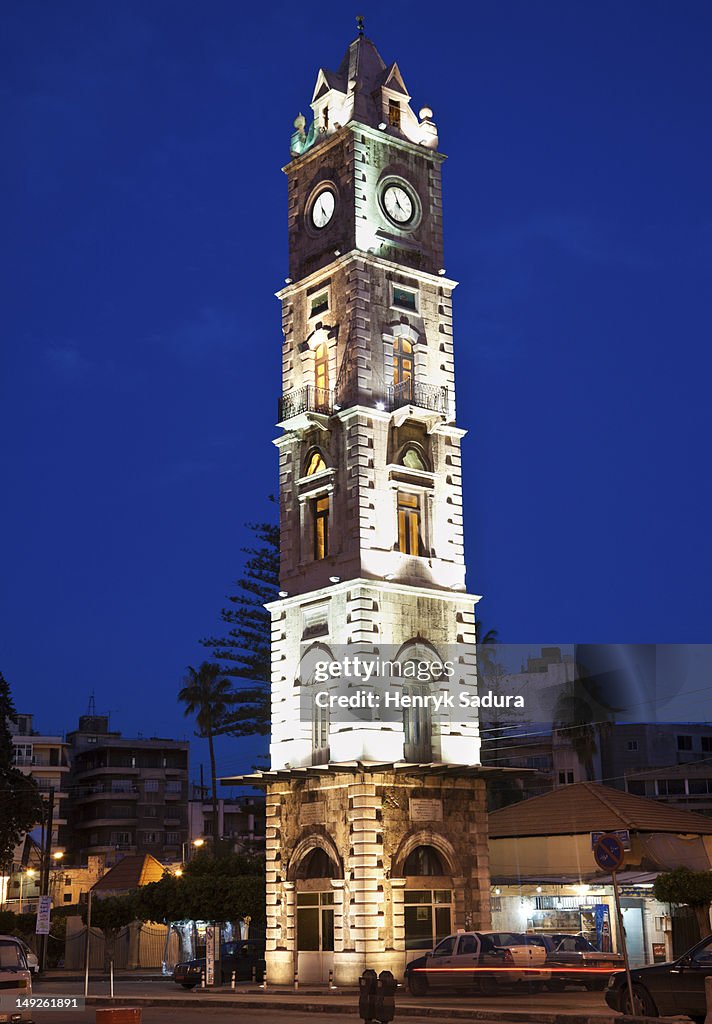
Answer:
3, 1, 711, 783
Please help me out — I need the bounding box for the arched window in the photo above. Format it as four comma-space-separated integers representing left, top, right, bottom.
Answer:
305, 450, 327, 476
403, 845, 446, 875
296, 847, 338, 879
401, 445, 428, 472
315, 341, 329, 395
393, 336, 413, 396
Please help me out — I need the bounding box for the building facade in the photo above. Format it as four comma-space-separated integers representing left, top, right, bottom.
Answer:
225, 29, 491, 985
188, 793, 265, 853
10, 712, 70, 857
67, 714, 189, 866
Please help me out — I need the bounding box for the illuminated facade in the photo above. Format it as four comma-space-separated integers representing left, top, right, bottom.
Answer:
229, 28, 492, 984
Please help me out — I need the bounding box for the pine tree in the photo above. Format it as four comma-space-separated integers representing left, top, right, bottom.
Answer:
0, 673, 44, 875
200, 506, 279, 738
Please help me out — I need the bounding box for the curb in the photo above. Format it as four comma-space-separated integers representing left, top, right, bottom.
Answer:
86, 995, 660, 1023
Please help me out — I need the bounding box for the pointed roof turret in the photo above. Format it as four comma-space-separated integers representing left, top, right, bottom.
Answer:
291, 29, 439, 158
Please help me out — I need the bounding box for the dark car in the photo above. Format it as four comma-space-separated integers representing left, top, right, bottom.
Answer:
172, 940, 265, 988
404, 931, 549, 997
524, 933, 624, 990
605, 933, 712, 1023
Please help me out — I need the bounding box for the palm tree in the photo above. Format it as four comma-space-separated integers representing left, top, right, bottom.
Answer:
178, 662, 236, 846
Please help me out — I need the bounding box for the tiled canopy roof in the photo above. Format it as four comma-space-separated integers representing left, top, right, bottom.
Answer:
489, 781, 712, 838
91, 854, 166, 893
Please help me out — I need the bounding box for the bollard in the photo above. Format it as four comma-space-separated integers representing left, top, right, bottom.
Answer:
231, 970, 236, 990
328, 967, 335, 989
200, 969, 205, 989
251, 965, 256, 984
358, 969, 378, 1023
293, 967, 299, 990
375, 969, 397, 1023
110, 959, 114, 999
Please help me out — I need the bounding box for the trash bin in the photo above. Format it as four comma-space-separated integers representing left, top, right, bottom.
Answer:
375, 970, 396, 1023
359, 968, 378, 1023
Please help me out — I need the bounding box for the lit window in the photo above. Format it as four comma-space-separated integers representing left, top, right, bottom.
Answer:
389, 100, 401, 128
393, 286, 416, 311
305, 451, 327, 476
402, 446, 427, 471
315, 342, 329, 394
314, 496, 329, 559
397, 492, 421, 555
310, 292, 329, 317
393, 335, 413, 391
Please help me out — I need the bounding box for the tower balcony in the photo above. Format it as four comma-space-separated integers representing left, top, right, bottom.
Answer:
278, 380, 450, 425
387, 379, 449, 416
278, 385, 333, 422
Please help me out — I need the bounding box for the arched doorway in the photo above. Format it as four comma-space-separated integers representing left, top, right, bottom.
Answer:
393, 835, 460, 964
289, 837, 342, 983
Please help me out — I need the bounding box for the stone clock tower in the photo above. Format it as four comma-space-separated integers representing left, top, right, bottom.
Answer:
227, 27, 491, 985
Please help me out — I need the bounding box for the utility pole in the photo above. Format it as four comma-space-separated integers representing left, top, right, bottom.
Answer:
37, 787, 54, 973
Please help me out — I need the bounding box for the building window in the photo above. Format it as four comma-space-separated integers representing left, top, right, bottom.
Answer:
627, 740, 639, 752
702, 737, 712, 753
297, 892, 334, 952
688, 779, 712, 795
313, 495, 329, 559
401, 444, 428, 472
397, 492, 421, 555
404, 889, 452, 950
63, 893, 72, 903
165, 780, 182, 793
657, 778, 686, 796
388, 99, 401, 127
165, 832, 180, 845
315, 341, 329, 395
392, 335, 414, 405
312, 688, 330, 765
626, 780, 646, 796
323, 105, 329, 130
142, 831, 161, 844
144, 780, 159, 793
558, 771, 575, 785
310, 291, 329, 318
677, 735, 693, 751
13, 744, 33, 764
403, 684, 432, 761
393, 286, 417, 311
305, 450, 327, 476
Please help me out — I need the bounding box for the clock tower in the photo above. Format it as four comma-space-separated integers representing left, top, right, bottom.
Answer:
229, 27, 492, 985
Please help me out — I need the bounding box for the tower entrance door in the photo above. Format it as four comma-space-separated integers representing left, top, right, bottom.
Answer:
296, 891, 334, 982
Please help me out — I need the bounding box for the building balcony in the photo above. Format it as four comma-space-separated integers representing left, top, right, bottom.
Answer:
387, 379, 449, 415
73, 764, 140, 779
278, 385, 332, 422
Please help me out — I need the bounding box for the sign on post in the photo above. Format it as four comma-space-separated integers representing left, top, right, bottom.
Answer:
205, 925, 215, 986
593, 833, 625, 873
35, 895, 51, 935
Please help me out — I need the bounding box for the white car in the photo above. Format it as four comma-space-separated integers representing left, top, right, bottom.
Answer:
16, 942, 38, 975
405, 930, 551, 996
0, 934, 34, 1022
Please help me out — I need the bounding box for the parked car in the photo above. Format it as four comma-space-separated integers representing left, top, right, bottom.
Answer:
405, 931, 550, 997
172, 940, 265, 988
524, 933, 624, 990
0, 934, 35, 1022
605, 932, 712, 1023
17, 939, 39, 974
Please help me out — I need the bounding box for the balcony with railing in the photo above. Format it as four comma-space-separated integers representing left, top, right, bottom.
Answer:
278, 386, 333, 422
278, 379, 449, 424
387, 379, 449, 415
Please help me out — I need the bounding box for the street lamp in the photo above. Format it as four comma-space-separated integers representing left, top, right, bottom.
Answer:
181, 837, 205, 864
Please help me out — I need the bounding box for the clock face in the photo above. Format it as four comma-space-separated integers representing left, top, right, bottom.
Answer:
383, 184, 414, 225
311, 189, 335, 229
